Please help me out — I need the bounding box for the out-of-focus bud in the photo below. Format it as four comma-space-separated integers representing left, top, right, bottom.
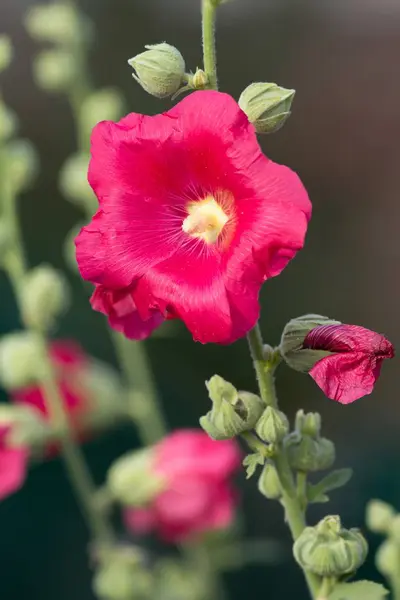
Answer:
0, 404, 47, 447
285, 409, 335, 472
200, 375, 264, 440
80, 88, 125, 139
128, 43, 186, 99
21, 265, 70, 331
0, 332, 42, 389
6, 139, 39, 193
238, 82, 295, 134
107, 448, 165, 506
0, 35, 13, 72
33, 50, 77, 92
80, 359, 125, 429
376, 540, 398, 577
25, 3, 83, 45
63, 222, 84, 273
258, 461, 281, 499
280, 314, 340, 372
93, 547, 152, 600
155, 559, 208, 600
0, 99, 17, 141
255, 406, 289, 444
366, 500, 395, 534
59, 153, 94, 208
0, 220, 12, 258
293, 515, 368, 577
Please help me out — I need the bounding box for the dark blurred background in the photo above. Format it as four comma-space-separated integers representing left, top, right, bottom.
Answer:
1, 0, 400, 598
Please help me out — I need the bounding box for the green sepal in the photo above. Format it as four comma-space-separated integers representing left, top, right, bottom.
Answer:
328, 581, 389, 600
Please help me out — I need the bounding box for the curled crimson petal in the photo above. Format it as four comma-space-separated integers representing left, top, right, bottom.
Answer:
0, 444, 29, 500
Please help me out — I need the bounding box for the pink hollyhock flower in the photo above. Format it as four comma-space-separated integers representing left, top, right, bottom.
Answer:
76, 91, 311, 344
303, 324, 394, 404
124, 429, 241, 542
0, 425, 29, 500
12, 340, 89, 434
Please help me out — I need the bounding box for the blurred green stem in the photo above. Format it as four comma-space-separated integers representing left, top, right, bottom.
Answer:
246, 323, 320, 600
202, 0, 218, 89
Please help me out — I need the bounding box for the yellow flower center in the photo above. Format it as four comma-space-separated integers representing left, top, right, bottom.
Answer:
182, 195, 229, 245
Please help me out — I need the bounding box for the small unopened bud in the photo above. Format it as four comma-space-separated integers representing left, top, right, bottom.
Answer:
200, 375, 264, 440
0, 100, 17, 141
80, 360, 125, 429
285, 431, 335, 473
190, 68, 208, 90
0, 332, 42, 389
25, 3, 82, 44
258, 462, 281, 499
0, 404, 47, 447
376, 540, 398, 576
366, 500, 395, 534
80, 89, 125, 142
256, 406, 289, 444
21, 265, 69, 331
280, 314, 340, 372
107, 448, 165, 506
33, 50, 77, 92
93, 547, 152, 600
128, 43, 186, 99
238, 82, 295, 134
0, 35, 13, 72
295, 409, 321, 438
59, 153, 94, 208
7, 139, 38, 193
293, 515, 368, 577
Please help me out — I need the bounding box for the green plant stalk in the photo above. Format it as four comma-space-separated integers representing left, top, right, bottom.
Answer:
202, 0, 218, 90
247, 323, 320, 599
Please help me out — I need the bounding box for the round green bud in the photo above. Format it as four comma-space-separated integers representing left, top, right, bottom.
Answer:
376, 540, 399, 577
6, 139, 39, 193
280, 314, 340, 372
200, 375, 264, 440
107, 448, 165, 506
366, 499, 395, 534
293, 515, 368, 577
25, 3, 82, 44
21, 265, 70, 331
128, 43, 186, 99
93, 548, 151, 600
59, 153, 94, 208
0, 100, 17, 141
258, 461, 281, 499
190, 68, 208, 90
0, 332, 42, 390
33, 50, 77, 92
0, 404, 47, 447
285, 431, 335, 473
0, 35, 13, 72
79, 359, 125, 430
255, 406, 289, 444
238, 82, 295, 134
295, 409, 321, 439
80, 88, 125, 142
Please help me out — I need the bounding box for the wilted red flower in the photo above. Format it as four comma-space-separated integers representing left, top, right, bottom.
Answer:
303, 324, 394, 404
124, 429, 241, 542
76, 91, 311, 344
0, 425, 29, 500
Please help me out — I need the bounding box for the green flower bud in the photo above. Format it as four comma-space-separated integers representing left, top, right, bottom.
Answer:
295, 409, 321, 439
0, 404, 47, 447
200, 375, 264, 440
59, 153, 94, 208
0, 99, 17, 141
33, 50, 77, 92
6, 139, 39, 193
79, 359, 125, 429
21, 265, 70, 331
293, 515, 368, 577
285, 431, 335, 472
25, 3, 83, 44
280, 314, 340, 372
0, 35, 13, 72
128, 43, 186, 99
190, 68, 208, 90
238, 82, 295, 134
0, 332, 42, 389
155, 559, 208, 600
255, 406, 289, 444
107, 448, 165, 506
366, 500, 395, 534
80, 88, 125, 142
258, 461, 281, 499
93, 547, 152, 600
376, 540, 399, 577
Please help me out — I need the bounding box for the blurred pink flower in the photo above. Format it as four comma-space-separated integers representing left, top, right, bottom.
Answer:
0, 426, 29, 500
124, 429, 241, 542
304, 324, 394, 404
76, 90, 311, 344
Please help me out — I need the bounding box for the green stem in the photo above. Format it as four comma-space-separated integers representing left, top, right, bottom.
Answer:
297, 470, 308, 511
246, 324, 320, 599
202, 0, 218, 90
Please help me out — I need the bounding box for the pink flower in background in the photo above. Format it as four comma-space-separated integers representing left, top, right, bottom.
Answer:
304, 324, 394, 404
0, 426, 28, 500
12, 340, 89, 432
124, 429, 241, 542
76, 90, 311, 344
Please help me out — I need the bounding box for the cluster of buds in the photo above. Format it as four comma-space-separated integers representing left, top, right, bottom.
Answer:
284, 409, 335, 473
366, 500, 400, 582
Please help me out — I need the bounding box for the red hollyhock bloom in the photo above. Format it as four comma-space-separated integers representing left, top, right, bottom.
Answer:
0, 426, 29, 500
124, 429, 241, 542
303, 324, 394, 404
76, 91, 311, 344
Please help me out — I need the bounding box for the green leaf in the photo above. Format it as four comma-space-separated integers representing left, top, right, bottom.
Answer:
328, 581, 389, 600
308, 468, 353, 503
243, 453, 265, 479
309, 492, 330, 504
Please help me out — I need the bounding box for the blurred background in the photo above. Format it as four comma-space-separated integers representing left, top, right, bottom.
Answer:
1, 0, 400, 598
